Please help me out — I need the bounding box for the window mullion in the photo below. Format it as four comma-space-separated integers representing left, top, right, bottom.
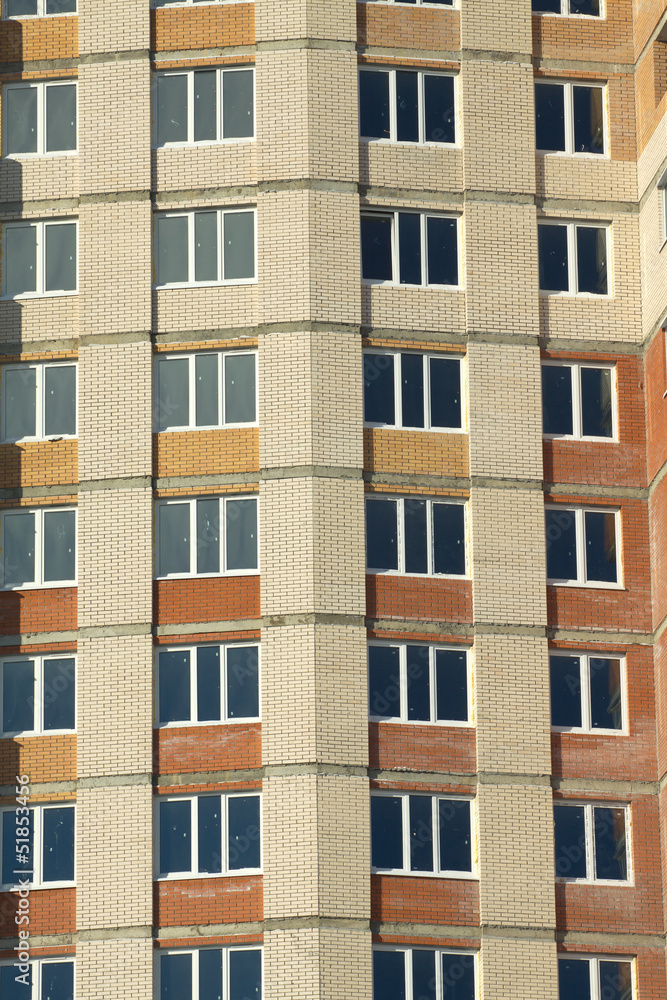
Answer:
399, 645, 408, 722
36, 657, 43, 734
395, 353, 402, 428
586, 805, 595, 880
217, 210, 223, 282
581, 656, 591, 731
192, 947, 199, 998
219, 352, 224, 428
429, 647, 436, 724
187, 73, 194, 145
402, 795, 410, 872
576, 509, 586, 584
188, 214, 195, 284
564, 83, 573, 155
418, 72, 425, 144
568, 224, 577, 294
35, 365, 44, 439
392, 212, 399, 284
191, 648, 198, 724
36, 224, 44, 296
191, 797, 198, 875
421, 214, 427, 286
220, 498, 226, 573
572, 364, 582, 438
389, 70, 397, 143
35, 509, 43, 587
432, 796, 440, 873
218, 69, 223, 141
426, 500, 433, 576
222, 794, 229, 874
189, 355, 196, 429
38, 86, 45, 156
405, 949, 413, 1000
222, 646, 228, 722
423, 354, 430, 429
397, 498, 405, 574
35, 807, 43, 886
189, 501, 197, 576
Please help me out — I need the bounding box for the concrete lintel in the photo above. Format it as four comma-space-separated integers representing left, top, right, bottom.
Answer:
156, 768, 264, 787
0, 629, 78, 647
79, 476, 151, 492
263, 613, 365, 628
80, 331, 152, 345
78, 49, 149, 64
156, 921, 263, 940
156, 619, 262, 636
257, 39, 356, 53
0, 483, 78, 500
78, 624, 152, 638
553, 776, 657, 795
77, 774, 152, 789
364, 472, 469, 489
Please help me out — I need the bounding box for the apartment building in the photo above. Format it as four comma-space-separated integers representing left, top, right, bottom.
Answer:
0, 0, 665, 997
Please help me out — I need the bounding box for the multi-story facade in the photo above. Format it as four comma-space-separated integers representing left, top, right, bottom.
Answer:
0, 0, 665, 997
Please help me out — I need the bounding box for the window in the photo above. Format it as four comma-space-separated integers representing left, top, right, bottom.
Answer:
0, 507, 76, 589
374, 948, 476, 1000
538, 222, 608, 295
1, 362, 76, 442
3, 82, 76, 156
359, 69, 456, 145
156, 643, 259, 726
157, 793, 261, 877
542, 363, 615, 440
532, 0, 601, 14
553, 802, 629, 883
155, 496, 257, 578
558, 956, 633, 1000
153, 0, 241, 6
154, 351, 256, 431
3, 0, 75, 17
368, 643, 470, 725
155, 209, 255, 287
0, 959, 74, 1000
361, 211, 459, 287
2, 220, 77, 298
1, 655, 75, 736
545, 506, 620, 586
1, 804, 75, 888
535, 81, 605, 155
363, 351, 462, 430
365, 496, 466, 577
155, 68, 254, 147
158, 947, 261, 1000
550, 653, 624, 733
371, 792, 474, 876
364, 0, 455, 6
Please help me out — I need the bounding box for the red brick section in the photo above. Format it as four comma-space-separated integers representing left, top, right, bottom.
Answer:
633, 0, 667, 58
649, 475, 667, 630
0, 734, 76, 786
0, 589, 77, 635
636, 38, 667, 154
154, 876, 262, 928
645, 332, 667, 483
542, 353, 647, 489
151, 2, 254, 52
366, 577, 472, 624
0, 888, 74, 937
532, 0, 634, 66
153, 577, 260, 625
0, 441, 77, 490
371, 875, 478, 927
0, 16, 78, 64
357, 3, 460, 52
369, 723, 475, 775
153, 429, 259, 479
154, 724, 261, 776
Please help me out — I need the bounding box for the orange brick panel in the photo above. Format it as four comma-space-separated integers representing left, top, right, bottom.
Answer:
0, 16, 78, 64
0, 441, 77, 490
357, 4, 459, 52
366, 576, 473, 624
153, 428, 259, 479
656, 632, 667, 780
0, 887, 74, 937
369, 722, 476, 774
645, 332, 667, 482
636, 40, 667, 154
371, 874, 479, 927
0, 735, 76, 785
154, 723, 261, 776
363, 429, 468, 478
0, 588, 77, 635
151, 3, 254, 51
154, 576, 260, 625
532, 2, 634, 66
154, 875, 262, 928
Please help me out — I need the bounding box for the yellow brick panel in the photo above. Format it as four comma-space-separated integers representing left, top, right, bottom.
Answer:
79, 0, 149, 55
77, 939, 152, 1000
154, 284, 257, 334
364, 428, 468, 477
153, 427, 259, 478
256, 0, 356, 42
0, 297, 78, 347
359, 143, 463, 194
152, 143, 257, 193
461, 0, 532, 55
361, 285, 466, 334
0, 155, 79, 205
480, 938, 558, 1000
264, 927, 372, 1000
0, 439, 77, 488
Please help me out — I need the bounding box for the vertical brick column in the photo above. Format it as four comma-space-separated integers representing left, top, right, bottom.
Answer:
462, 2, 558, 996
76, 2, 153, 996
255, 2, 370, 996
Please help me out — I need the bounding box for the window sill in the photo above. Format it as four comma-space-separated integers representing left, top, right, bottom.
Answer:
154, 279, 257, 290
155, 718, 260, 729
1, 435, 77, 444
2, 290, 77, 301
367, 570, 469, 581
551, 726, 626, 737
371, 869, 477, 880
155, 423, 258, 433
532, 11, 603, 19
155, 570, 259, 581
155, 138, 255, 150
360, 137, 459, 150
546, 580, 623, 590
362, 279, 461, 291
0, 882, 76, 890
543, 434, 617, 444
364, 423, 465, 434
3, 12, 77, 19
1, 581, 77, 591
555, 877, 632, 887
155, 869, 262, 881
536, 150, 608, 161
1, 730, 76, 738
3, 151, 77, 160
538, 290, 611, 299
370, 717, 473, 728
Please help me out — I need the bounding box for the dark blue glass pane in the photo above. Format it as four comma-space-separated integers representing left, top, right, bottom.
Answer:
573, 85, 603, 154
364, 354, 395, 424
226, 499, 257, 572
398, 213, 421, 286
368, 645, 401, 719
545, 508, 577, 581
396, 71, 418, 142
532, 0, 561, 10
197, 498, 220, 575
429, 358, 461, 429
226, 645, 259, 720
441, 953, 476, 1000
193, 71, 216, 143
195, 354, 218, 428
432, 503, 465, 576
228, 796, 261, 871
371, 796, 403, 869
406, 645, 430, 722
160, 800, 191, 874
401, 354, 424, 428
41, 960, 74, 1000
542, 366, 573, 435
361, 216, 393, 281
373, 951, 405, 1000
43, 658, 75, 732
426, 217, 457, 286
229, 949, 262, 1000
553, 805, 586, 879
159, 651, 191, 724
2, 660, 34, 733
42, 509, 75, 584
439, 799, 471, 873
42, 807, 74, 883
409, 795, 433, 872
196, 646, 221, 722
366, 500, 398, 571
570, 0, 600, 14
584, 511, 617, 583
161, 954, 192, 1000
558, 958, 591, 1000
359, 71, 390, 139
535, 83, 565, 151
576, 227, 607, 295
424, 75, 455, 143
404, 499, 427, 574
594, 807, 627, 881
222, 69, 254, 140
435, 649, 468, 722
157, 74, 187, 144
198, 796, 222, 874
549, 656, 582, 728
412, 950, 436, 1000
599, 961, 632, 1000
590, 658, 622, 731
538, 225, 568, 292
199, 950, 222, 1000
2, 810, 32, 886
580, 367, 612, 438
1, 964, 31, 999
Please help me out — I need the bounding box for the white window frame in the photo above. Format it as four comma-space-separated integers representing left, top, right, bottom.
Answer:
154, 208, 256, 288
156, 947, 262, 1000
0, 653, 76, 736
363, 350, 465, 432
541, 361, 617, 441
153, 350, 258, 432
0, 958, 76, 998
154, 66, 255, 148
155, 495, 258, 579
2, 0, 76, 17
545, 505, 622, 589
1, 219, 78, 299
0, 505, 77, 590
3, 80, 77, 157
359, 67, 458, 146
538, 220, 610, 297
1, 360, 78, 443
553, 801, 632, 885
0, 803, 75, 889
361, 1, 457, 7
532, 0, 603, 16
155, 642, 260, 727
155, 792, 262, 880
535, 79, 607, 157
365, 496, 468, 578
151, 0, 243, 7
361, 210, 461, 288
556, 955, 634, 1000
373, 947, 477, 1000
550, 651, 626, 735
659, 167, 667, 246
368, 641, 472, 727
370, 791, 476, 878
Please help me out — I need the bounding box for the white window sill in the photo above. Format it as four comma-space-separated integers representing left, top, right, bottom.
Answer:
555, 877, 632, 887
1, 435, 77, 444
0, 881, 76, 890
4, 151, 77, 160
3, 12, 77, 18
370, 716, 473, 728
155, 423, 258, 433
532, 11, 603, 19
154, 279, 257, 290
538, 290, 611, 299
155, 869, 262, 881
2, 290, 78, 301
1, 580, 77, 591
155, 138, 255, 150
364, 422, 464, 434
155, 718, 260, 729
360, 137, 459, 150
154, 570, 259, 581
543, 434, 617, 444
546, 580, 623, 590
371, 869, 477, 880
362, 279, 461, 291
551, 726, 626, 736
536, 150, 609, 161
0, 729, 76, 738
366, 570, 469, 581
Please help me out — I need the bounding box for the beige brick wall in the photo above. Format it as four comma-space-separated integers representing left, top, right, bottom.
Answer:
154, 284, 258, 334
0, 296, 79, 347
639, 179, 667, 336
461, 0, 532, 55
264, 927, 372, 1000
256, 0, 356, 42
152, 143, 257, 193
536, 155, 637, 204
361, 284, 466, 334
79, 0, 149, 56
359, 143, 463, 194
0, 155, 79, 205
480, 937, 558, 1000
76, 938, 153, 1000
